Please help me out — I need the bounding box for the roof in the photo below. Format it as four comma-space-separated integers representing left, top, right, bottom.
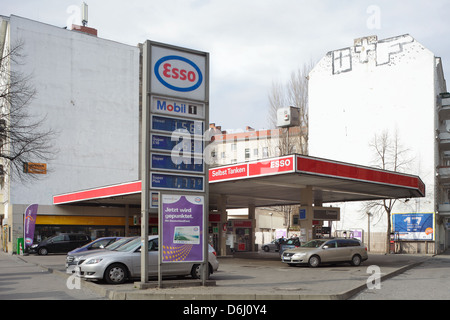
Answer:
53, 154, 425, 210
208, 154, 425, 209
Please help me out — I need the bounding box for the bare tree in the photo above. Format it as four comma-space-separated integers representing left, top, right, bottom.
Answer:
0, 40, 57, 182
267, 62, 313, 155
362, 129, 413, 253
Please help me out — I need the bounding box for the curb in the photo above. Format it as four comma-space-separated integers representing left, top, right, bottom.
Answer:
337, 257, 429, 300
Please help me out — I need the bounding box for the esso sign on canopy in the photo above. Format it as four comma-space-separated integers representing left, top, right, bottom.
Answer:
248, 156, 295, 177
270, 158, 291, 169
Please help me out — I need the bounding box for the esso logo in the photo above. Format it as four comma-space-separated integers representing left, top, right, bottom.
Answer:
270, 159, 291, 169
154, 55, 203, 92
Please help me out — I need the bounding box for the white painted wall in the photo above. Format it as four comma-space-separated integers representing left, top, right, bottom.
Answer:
8, 16, 140, 205
309, 34, 439, 231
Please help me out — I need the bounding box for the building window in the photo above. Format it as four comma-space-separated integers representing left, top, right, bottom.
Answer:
245, 148, 250, 159
263, 147, 269, 158
253, 148, 258, 156
231, 143, 237, 151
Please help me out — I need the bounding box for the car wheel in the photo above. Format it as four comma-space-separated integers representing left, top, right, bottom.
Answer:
308, 255, 320, 268
350, 254, 362, 266
191, 263, 211, 280
263, 246, 270, 252
38, 247, 48, 255
104, 263, 127, 284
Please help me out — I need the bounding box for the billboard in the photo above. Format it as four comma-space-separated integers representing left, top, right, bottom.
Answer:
161, 194, 204, 262
392, 213, 434, 241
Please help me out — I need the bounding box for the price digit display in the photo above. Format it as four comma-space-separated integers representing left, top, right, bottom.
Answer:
151, 134, 203, 154
151, 115, 203, 135
151, 153, 203, 173
151, 172, 204, 191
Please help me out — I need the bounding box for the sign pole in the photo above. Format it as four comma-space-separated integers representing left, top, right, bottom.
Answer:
140, 41, 150, 284
143, 40, 209, 286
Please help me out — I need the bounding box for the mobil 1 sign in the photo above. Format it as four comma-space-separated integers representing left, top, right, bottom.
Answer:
150, 44, 207, 101
151, 96, 205, 119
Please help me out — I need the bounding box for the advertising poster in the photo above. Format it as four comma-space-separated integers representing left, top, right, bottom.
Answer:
392, 213, 434, 241
161, 194, 204, 263
24, 204, 38, 248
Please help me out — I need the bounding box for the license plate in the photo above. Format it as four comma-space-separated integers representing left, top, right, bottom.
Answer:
283, 257, 291, 262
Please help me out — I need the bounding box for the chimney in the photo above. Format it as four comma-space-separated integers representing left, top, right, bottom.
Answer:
70, 3, 97, 36
71, 24, 98, 36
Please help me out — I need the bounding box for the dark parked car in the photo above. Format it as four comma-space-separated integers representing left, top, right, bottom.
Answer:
29, 233, 91, 255
279, 237, 301, 255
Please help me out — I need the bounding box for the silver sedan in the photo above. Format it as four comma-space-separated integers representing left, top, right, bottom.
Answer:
281, 238, 368, 267
74, 235, 219, 284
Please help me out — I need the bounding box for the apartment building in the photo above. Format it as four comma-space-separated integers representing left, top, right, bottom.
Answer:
0, 15, 140, 253
308, 34, 447, 253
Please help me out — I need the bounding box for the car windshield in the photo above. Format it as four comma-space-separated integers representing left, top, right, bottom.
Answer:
301, 240, 327, 248
113, 237, 141, 252
106, 237, 135, 250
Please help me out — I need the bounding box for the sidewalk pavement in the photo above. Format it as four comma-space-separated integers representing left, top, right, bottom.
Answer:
3, 250, 434, 300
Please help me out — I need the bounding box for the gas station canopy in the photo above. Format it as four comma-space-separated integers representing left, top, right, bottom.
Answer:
53, 154, 425, 209
208, 154, 425, 209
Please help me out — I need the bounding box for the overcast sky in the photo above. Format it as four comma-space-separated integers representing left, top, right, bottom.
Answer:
3, 0, 450, 131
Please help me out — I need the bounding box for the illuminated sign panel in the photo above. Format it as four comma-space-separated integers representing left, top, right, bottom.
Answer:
151, 172, 204, 192
151, 96, 205, 119
151, 115, 203, 136
151, 153, 204, 174
151, 134, 203, 155
150, 45, 207, 101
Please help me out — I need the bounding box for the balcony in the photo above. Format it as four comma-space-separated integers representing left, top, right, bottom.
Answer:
439, 132, 450, 152
439, 105, 450, 121
439, 94, 450, 121
438, 166, 450, 185
438, 203, 450, 216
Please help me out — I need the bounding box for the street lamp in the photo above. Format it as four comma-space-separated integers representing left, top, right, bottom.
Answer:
269, 212, 273, 240
367, 212, 372, 252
